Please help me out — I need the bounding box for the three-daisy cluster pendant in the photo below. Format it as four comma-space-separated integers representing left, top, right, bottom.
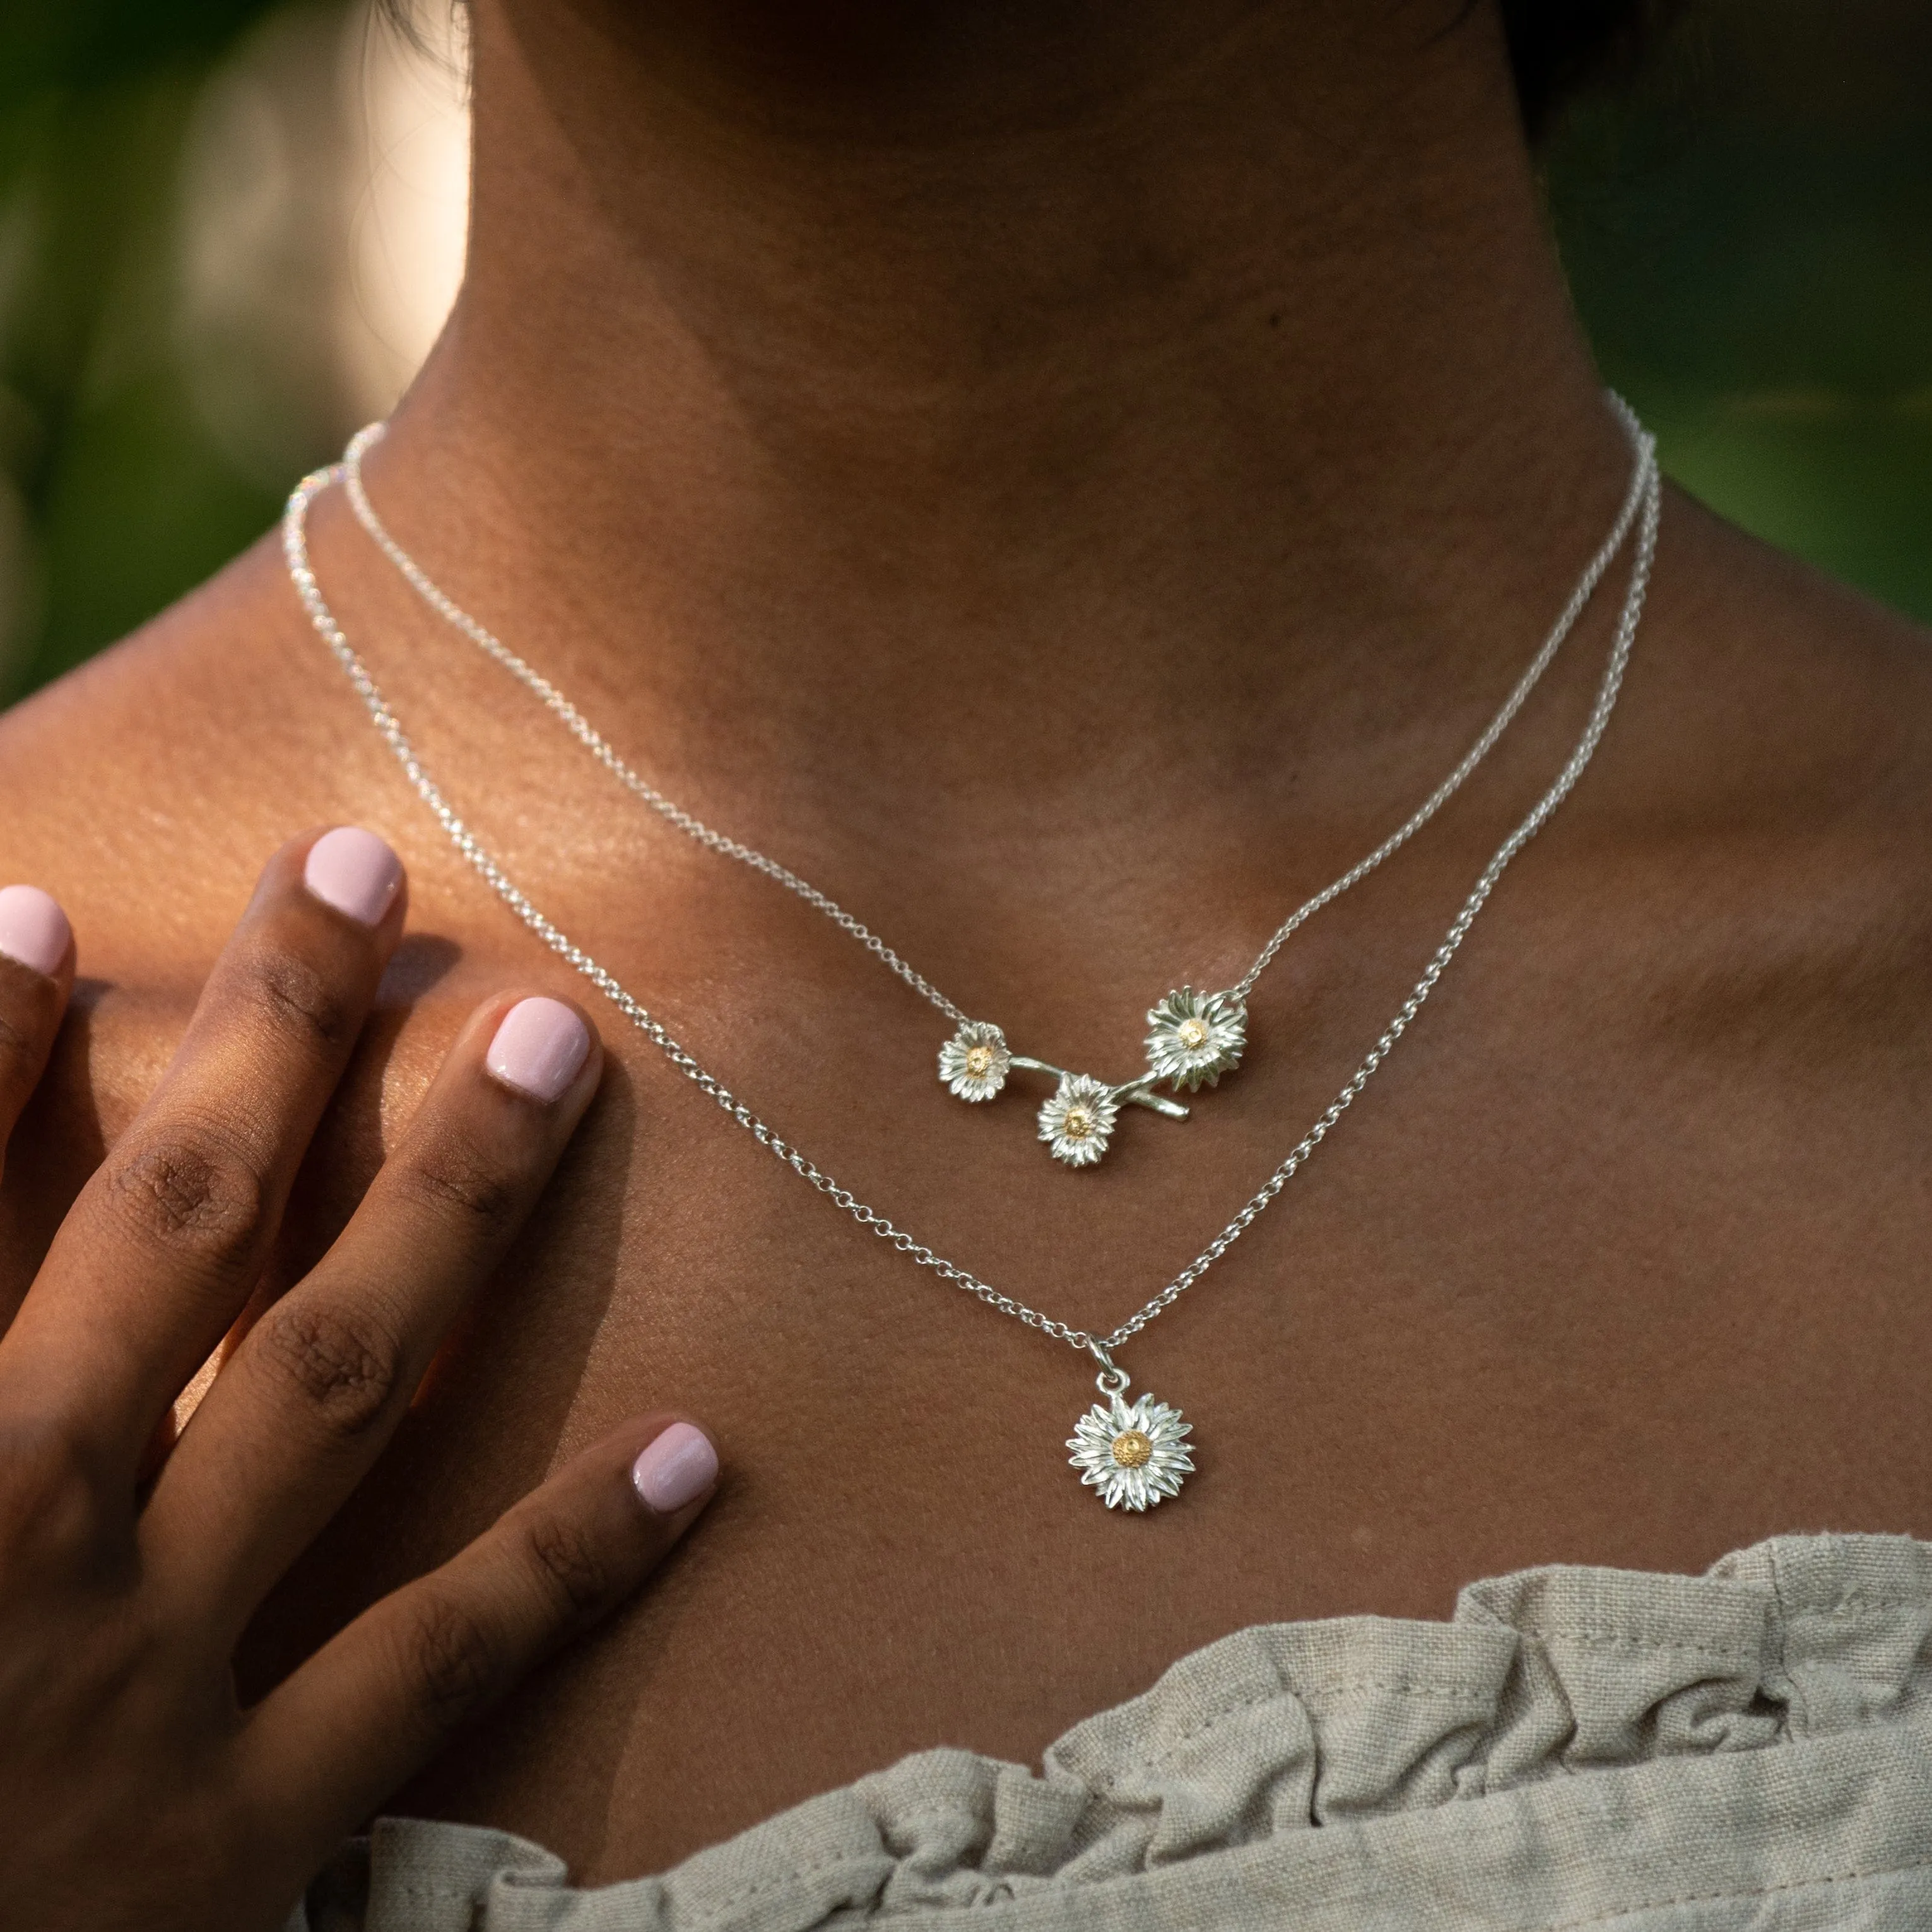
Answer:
938, 984, 1248, 1169
1068, 1384, 1194, 1511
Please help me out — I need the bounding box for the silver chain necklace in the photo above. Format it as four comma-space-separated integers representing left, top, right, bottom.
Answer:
283, 422, 1659, 1511
338, 404, 1653, 1171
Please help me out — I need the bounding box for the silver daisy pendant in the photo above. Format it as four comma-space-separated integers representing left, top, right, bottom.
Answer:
1067, 1371, 1194, 1511
938, 1020, 1011, 1102
935, 1011, 1201, 1170
1036, 1073, 1119, 1167
1145, 986, 1247, 1092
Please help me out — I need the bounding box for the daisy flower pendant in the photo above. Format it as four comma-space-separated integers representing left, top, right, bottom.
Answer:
1067, 1389, 1194, 1509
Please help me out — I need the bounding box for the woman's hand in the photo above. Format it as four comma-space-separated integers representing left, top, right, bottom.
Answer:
0, 831, 719, 1931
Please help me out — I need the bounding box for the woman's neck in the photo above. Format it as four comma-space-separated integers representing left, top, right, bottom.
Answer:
368, 0, 1633, 827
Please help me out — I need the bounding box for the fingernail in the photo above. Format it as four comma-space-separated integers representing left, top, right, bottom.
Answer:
485, 996, 591, 1102
632, 1423, 719, 1515
0, 885, 71, 976
303, 827, 403, 928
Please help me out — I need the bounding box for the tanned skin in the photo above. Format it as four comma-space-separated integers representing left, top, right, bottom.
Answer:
2, 0, 1928, 1884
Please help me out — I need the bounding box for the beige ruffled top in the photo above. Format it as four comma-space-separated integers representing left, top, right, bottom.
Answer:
294, 1534, 1932, 1930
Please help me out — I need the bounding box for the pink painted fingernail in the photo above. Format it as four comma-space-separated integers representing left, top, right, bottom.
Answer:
632, 1423, 719, 1514
303, 827, 403, 928
485, 996, 591, 1102
0, 886, 71, 977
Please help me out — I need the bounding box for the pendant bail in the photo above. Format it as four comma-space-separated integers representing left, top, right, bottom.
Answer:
1087, 1339, 1130, 1398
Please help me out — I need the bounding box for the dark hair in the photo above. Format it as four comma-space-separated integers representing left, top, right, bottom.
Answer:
1502, 0, 1683, 138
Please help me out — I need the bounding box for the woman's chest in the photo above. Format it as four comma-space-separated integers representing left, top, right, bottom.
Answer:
186, 893, 1932, 1882
10, 792, 1924, 1878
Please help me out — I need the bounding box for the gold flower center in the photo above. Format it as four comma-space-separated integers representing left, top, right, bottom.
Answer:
1063, 1105, 1094, 1138
1178, 1017, 1210, 1050
963, 1045, 994, 1076
1111, 1429, 1153, 1468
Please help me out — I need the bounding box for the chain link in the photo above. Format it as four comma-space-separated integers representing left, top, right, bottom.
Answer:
341, 400, 1652, 1027
283, 437, 1658, 1359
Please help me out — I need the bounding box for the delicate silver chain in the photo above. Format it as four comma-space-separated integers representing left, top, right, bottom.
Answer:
283, 441, 1658, 1359
342, 431, 973, 1021
1231, 396, 1651, 1004
339, 398, 1653, 1026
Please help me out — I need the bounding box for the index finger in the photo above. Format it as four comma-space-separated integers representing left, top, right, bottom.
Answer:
0, 829, 406, 1474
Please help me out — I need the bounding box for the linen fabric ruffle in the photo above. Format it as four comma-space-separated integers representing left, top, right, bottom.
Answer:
294, 1534, 1932, 1931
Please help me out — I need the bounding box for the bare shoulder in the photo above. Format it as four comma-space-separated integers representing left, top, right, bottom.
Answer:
0, 528, 379, 938
0, 526, 485, 1238
1610, 491, 1932, 1057
1647, 489, 1932, 823
3, 539, 297, 1092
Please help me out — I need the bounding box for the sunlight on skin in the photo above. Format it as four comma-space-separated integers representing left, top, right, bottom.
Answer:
177, 0, 469, 473
339, 0, 472, 420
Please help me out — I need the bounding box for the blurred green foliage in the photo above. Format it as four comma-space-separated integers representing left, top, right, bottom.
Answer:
1545, 1, 1932, 622
0, 0, 1926, 705
0, 0, 291, 697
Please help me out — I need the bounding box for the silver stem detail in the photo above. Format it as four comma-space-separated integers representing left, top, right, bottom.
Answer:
1007, 1057, 1191, 1120
1110, 1076, 1191, 1121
